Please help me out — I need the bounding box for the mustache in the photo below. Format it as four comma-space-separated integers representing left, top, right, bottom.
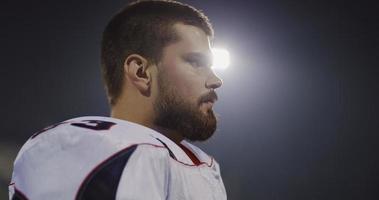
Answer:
198, 90, 218, 104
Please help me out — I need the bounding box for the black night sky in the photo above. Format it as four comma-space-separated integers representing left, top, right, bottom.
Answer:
1, 0, 378, 199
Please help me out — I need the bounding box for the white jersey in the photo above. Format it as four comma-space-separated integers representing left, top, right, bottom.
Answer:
9, 116, 227, 200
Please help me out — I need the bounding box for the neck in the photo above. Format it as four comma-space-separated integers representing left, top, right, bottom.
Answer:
111, 91, 154, 128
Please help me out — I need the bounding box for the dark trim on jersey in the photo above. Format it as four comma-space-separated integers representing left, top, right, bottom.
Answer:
155, 138, 177, 160
177, 143, 201, 166
12, 187, 28, 200
75, 145, 137, 200
154, 138, 215, 167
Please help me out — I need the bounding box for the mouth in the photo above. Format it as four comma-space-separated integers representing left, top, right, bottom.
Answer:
198, 91, 218, 114
199, 91, 218, 106
202, 100, 214, 106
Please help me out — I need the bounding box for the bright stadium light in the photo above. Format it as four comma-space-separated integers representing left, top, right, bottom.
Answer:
211, 48, 230, 70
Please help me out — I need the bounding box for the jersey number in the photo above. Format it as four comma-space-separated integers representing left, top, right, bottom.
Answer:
71, 120, 116, 130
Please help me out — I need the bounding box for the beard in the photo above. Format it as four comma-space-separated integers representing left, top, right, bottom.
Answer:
153, 70, 218, 142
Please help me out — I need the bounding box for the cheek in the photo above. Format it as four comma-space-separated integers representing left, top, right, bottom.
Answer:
177, 77, 205, 105
162, 59, 205, 101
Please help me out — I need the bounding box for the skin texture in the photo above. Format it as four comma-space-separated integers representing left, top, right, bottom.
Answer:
111, 23, 222, 144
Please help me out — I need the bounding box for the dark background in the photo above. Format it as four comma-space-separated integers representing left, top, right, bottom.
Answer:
1, 0, 378, 199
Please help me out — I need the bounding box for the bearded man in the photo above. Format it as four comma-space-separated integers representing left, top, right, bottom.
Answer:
9, 1, 226, 199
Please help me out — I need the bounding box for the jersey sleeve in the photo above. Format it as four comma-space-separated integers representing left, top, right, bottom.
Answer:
115, 144, 170, 200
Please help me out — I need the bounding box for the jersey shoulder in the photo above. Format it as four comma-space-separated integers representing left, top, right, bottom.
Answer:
10, 116, 170, 200
18, 116, 162, 156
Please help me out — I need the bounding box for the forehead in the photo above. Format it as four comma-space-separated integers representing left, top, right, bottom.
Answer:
163, 23, 212, 57
173, 23, 211, 49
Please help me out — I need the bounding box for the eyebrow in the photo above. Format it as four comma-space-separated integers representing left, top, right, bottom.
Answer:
182, 52, 213, 67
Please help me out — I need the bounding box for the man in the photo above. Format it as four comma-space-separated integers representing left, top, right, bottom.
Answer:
9, 1, 226, 199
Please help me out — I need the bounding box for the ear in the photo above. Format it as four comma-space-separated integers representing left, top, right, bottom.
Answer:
123, 54, 152, 95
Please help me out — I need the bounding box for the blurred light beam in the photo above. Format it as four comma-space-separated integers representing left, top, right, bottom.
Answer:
212, 48, 230, 70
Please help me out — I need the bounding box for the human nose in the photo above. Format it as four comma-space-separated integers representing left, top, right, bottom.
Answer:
205, 71, 223, 89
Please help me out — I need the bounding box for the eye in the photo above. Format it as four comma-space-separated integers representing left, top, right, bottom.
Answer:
188, 59, 201, 68
182, 53, 212, 69
188, 58, 212, 69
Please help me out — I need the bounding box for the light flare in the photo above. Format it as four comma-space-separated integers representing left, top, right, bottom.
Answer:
211, 48, 230, 70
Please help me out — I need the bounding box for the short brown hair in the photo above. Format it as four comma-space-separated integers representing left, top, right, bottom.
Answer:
101, 0, 214, 105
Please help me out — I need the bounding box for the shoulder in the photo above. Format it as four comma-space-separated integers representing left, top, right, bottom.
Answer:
11, 116, 171, 199
22, 116, 161, 148
14, 116, 167, 169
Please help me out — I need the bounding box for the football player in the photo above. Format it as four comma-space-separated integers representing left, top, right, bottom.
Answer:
9, 1, 226, 199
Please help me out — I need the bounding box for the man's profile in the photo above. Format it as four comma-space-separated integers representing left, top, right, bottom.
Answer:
9, 1, 226, 199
